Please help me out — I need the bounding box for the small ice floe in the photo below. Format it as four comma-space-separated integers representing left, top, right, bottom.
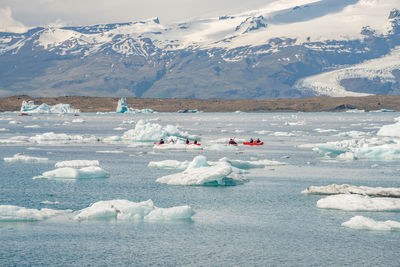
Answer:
148, 160, 190, 170
342, 216, 400, 231
370, 109, 396, 113
270, 132, 295, 137
29, 132, 99, 144
72, 118, 85, 123
34, 160, 108, 180
116, 98, 154, 114
20, 100, 79, 114
155, 155, 248, 186
73, 199, 194, 221
113, 127, 126, 131
302, 184, 400, 197
0, 136, 28, 144
8, 120, 20, 124
96, 150, 125, 154
346, 109, 365, 113
4, 153, 48, 163
218, 157, 287, 169
377, 117, 400, 137
285, 121, 305, 126
254, 130, 270, 135
314, 128, 337, 133
316, 194, 400, 211
336, 131, 369, 138
205, 144, 239, 151
55, 160, 99, 168
40, 200, 60, 205
24, 125, 41, 128
0, 128, 8, 131
121, 120, 198, 142
0, 205, 70, 222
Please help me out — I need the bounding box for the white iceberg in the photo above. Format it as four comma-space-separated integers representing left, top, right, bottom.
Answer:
4, 153, 48, 163
55, 160, 99, 168
342, 216, 400, 231
317, 194, 400, 211
121, 120, 198, 142
218, 157, 287, 169
29, 132, 99, 144
377, 117, 400, 137
156, 155, 247, 186
205, 144, 238, 151
116, 97, 154, 114
34, 166, 109, 180
302, 184, 400, 197
20, 100, 79, 114
73, 199, 194, 221
0, 205, 70, 221
148, 160, 190, 170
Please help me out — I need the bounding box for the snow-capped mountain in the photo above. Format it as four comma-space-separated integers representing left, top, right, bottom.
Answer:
0, 0, 399, 98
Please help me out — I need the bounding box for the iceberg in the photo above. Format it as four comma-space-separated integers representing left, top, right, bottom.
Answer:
73, 199, 194, 221
34, 166, 109, 180
55, 160, 99, 168
377, 117, 400, 137
156, 155, 248, 186
342, 216, 400, 231
116, 97, 154, 114
121, 120, 198, 142
302, 184, 400, 197
4, 153, 48, 163
20, 100, 79, 114
317, 194, 400, 211
218, 157, 287, 169
148, 160, 190, 170
34, 160, 108, 179
0, 205, 70, 222
29, 132, 99, 144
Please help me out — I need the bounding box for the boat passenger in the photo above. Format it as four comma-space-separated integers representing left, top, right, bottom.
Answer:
249, 138, 254, 143
194, 140, 197, 144
256, 138, 261, 143
159, 139, 164, 144
186, 139, 190, 144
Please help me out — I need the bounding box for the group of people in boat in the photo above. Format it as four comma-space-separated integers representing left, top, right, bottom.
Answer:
229, 138, 262, 145
158, 138, 198, 145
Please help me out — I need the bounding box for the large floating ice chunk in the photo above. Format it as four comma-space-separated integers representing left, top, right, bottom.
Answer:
73, 199, 194, 221
29, 132, 98, 144
116, 98, 154, 114
156, 155, 247, 186
4, 153, 48, 163
317, 194, 400, 211
55, 160, 99, 168
218, 157, 287, 169
34, 166, 109, 180
342, 216, 400, 231
122, 120, 197, 142
0, 205, 70, 222
377, 117, 400, 137
20, 100, 79, 114
303, 184, 400, 197
148, 160, 190, 170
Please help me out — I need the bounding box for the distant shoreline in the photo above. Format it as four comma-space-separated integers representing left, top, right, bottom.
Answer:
0, 95, 399, 113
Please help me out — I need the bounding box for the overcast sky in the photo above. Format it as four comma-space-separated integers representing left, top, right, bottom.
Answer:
0, 0, 273, 32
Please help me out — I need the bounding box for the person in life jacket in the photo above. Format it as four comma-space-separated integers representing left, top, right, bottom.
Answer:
194, 140, 198, 144
256, 138, 261, 143
186, 139, 190, 144
249, 138, 254, 143
169, 138, 174, 144
229, 138, 237, 145
159, 139, 164, 144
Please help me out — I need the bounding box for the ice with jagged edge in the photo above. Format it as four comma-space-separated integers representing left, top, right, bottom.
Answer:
317, 194, 400, 211
0, 200, 194, 222
20, 100, 80, 114
342, 216, 400, 231
29, 132, 99, 144
4, 153, 48, 163
116, 98, 154, 114
155, 155, 276, 186
0, 205, 71, 222
115, 119, 198, 142
312, 116, 400, 160
302, 184, 400, 197
33, 160, 109, 179
73, 199, 194, 221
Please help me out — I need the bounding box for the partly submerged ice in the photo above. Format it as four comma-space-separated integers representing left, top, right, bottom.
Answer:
342, 216, 400, 231
34, 160, 108, 179
116, 97, 154, 114
73, 199, 194, 221
302, 184, 400, 197
0, 205, 70, 222
317, 194, 400, 211
4, 153, 48, 163
155, 155, 249, 186
20, 100, 79, 114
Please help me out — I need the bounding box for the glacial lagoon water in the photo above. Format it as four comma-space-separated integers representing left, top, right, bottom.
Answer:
1, 111, 400, 266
